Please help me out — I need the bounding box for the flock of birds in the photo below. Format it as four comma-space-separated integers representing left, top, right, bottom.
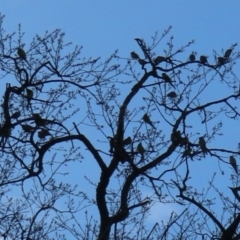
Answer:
3, 46, 237, 173
107, 47, 238, 174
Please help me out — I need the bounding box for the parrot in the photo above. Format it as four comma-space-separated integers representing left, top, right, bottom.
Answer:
162, 73, 175, 88
17, 47, 27, 60
218, 57, 225, 66
189, 53, 196, 61
142, 113, 156, 129
38, 129, 51, 139
198, 136, 208, 156
154, 56, 165, 65
11, 111, 21, 119
123, 136, 132, 145
229, 156, 238, 174
224, 49, 232, 59
137, 142, 145, 160
200, 55, 208, 64
131, 51, 139, 60
21, 124, 35, 133
26, 89, 33, 107
167, 91, 177, 99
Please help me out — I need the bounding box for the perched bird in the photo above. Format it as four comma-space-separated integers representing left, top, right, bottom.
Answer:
200, 55, 208, 64
167, 91, 177, 99
131, 51, 139, 60
21, 124, 35, 133
17, 47, 27, 60
154, 56, 165, 65
108, 136, 116, 153
32, 113, 48, 126
189, 53, 196, 61
11, 111, 21, 119
162, 73, 175, 88
230, 156, 238, 174
137, 142, 145, 160
143, 113, 156, 129
26, 89, 33, 107
224, 49, 232, 59
38, 129, 51, 139
171, 130, 182, 145
138, 59, 148, 66
0, 124, 11, 137
120, 148, 132, 163
198, 136, 208, 156
218, 57, 225, 66
123, 136, 132, 145
32, 113, 42, 120
182, 147, 192, 159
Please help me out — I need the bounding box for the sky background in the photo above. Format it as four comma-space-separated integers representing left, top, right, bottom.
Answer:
1, 1, 240, 239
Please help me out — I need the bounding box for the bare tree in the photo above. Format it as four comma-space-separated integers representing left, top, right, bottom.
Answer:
0, 14, 240, 240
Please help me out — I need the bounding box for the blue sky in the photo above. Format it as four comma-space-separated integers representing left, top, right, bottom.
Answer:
1, 1, 240, 238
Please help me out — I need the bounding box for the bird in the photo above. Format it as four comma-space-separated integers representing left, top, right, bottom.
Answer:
26, 89, 33, 107
11, 111, 21, 119
108, 136, 116, 153
229, 156, 238, 174
154, 56, 165, 65
167, 91, 177, 99
17, 47, 27, 60
162, 73, 175, 88
142, 113, 156, 129
38, 129, 51, 139
189, 53, 195, 61
131, 51, 139, 60
137, 142, 145, 160
171, 130, 182, 145
138, 59, 148, 66
198, 136, 208, 157
123, 137, 132, 145
21, 124, 35, 133
218, 57, 225, 66
224, 49, 232, 59
182, 147, 192, 159
0, 124, 11, 137
32, 113, 48, 126
200, 55, 208, 64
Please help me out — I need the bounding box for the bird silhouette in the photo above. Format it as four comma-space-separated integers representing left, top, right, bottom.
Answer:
38, 129, 51, 139
224, 49, 232, 59
198, 136, 208, 157
137, 142, 145, 160
200, 55, 208, 64
162, 73, 175, 88
123, 137, 132, 145
154, 56, 165, 65
131, 51, 139, 60
230, 156, 238, 174
26, 89, 33, 107
189, 53, 195, 61
21, 124, 35, 133
167, 91, 177, 99
11, 111, 21, 119
143, 113, 156, 129
218, 57, 225, 66
17, 47, 27, 60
